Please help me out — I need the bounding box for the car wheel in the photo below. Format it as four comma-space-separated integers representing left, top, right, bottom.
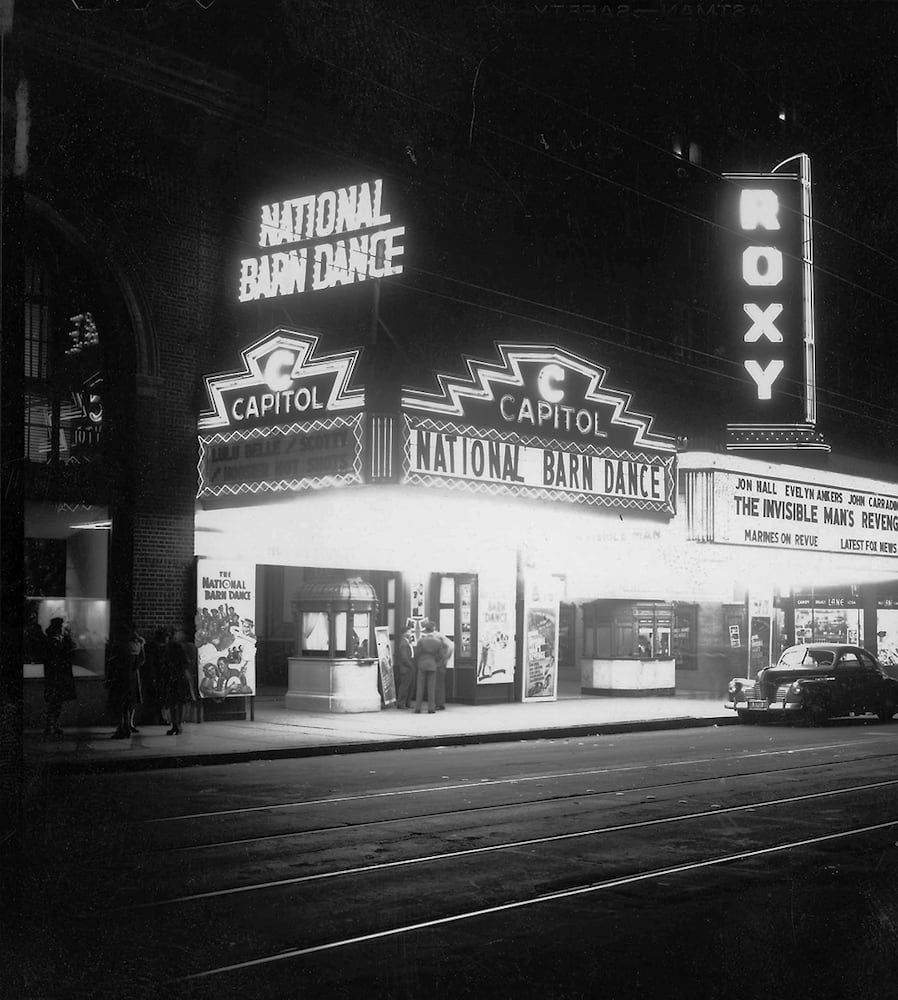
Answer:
877, 700, 897, 723
803, 699, 829, 727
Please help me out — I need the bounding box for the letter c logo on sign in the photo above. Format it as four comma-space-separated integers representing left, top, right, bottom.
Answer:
262, 348, 295, 392
537, 364, 565, 404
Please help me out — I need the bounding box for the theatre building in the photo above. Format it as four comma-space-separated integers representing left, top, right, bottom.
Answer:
17, 149, 898, 724
190, 165, 898, 717
194, 327, 684, 711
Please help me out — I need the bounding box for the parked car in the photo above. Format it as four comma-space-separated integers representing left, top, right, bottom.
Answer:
726, 643, 898, 725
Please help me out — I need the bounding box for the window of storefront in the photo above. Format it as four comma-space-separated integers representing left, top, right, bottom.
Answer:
24, 502, 110, 678
23, 239, 112, 679
793, 590, 862, 646
24, 252, 104, 469
876, 595, 898, 667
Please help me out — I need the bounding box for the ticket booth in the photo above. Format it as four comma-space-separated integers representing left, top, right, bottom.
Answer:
286, 576, 380, 712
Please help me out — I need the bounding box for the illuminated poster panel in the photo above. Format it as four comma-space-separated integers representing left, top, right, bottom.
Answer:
723, 164, 812, 427
198, 417, 363, 498
522, 574, 560, 702
748, 594, 773, 674
195, 559, 257, 699
374, 626, 397, 707
713, 470, 898, 557
876, 600, 898, 668
477, 589, 515, 686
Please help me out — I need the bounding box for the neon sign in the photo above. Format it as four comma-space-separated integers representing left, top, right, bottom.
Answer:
238, 179, 405, 301
739, 187, 787, 400
724, 155, 824, 447
401, 344, 676, 515
197, 417, 364, 499
401, 343, 676, 453
198, 329, 365, 432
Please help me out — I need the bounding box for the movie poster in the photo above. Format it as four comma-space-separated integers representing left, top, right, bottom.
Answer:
876, 605, 898, 669
195, 559, 257, 699
477, 590, 515, 685
523, 575, 560, 701
374, 626, 396, 707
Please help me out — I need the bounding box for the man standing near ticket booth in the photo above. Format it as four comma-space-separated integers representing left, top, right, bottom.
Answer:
414, 620, 453, 714
429, 620, 454, 711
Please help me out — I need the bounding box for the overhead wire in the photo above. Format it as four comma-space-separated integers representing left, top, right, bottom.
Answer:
392, 15, 898, 271
22, 12, 898, 435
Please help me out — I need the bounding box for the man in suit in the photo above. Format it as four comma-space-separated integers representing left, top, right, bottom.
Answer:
415, 619, 454, 713
394, 626, 416, 709
433, 622, 454, 710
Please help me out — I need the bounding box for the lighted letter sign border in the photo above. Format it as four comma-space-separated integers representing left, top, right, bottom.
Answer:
197, 415, 364, 499
198, 329, 365, 432
237, 179, 405, 302
401, 415, 676, 516
401, 342, 677, 454
724, 154, 826, 451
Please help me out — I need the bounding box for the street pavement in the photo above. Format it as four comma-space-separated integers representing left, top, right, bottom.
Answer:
24, 690, 734, 772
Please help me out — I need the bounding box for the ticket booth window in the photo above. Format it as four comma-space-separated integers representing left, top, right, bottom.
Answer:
294, 577, 378, 659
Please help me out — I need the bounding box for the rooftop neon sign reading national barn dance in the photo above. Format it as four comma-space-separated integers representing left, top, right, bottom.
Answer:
238, 179, 405, 301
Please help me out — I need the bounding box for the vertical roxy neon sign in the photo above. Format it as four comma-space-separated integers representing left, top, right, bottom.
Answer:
724, 154, 818, 434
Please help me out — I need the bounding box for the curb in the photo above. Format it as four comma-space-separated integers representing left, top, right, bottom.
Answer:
28, 715, 738, 775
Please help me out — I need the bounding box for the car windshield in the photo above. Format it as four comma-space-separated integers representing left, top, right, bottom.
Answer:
778, 646, 834, 668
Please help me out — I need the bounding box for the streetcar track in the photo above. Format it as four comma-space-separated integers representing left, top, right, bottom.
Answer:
171, 817, 898, 983
137, 738, 897, 825
146, 753, 898, 852
109, 777, 898, 912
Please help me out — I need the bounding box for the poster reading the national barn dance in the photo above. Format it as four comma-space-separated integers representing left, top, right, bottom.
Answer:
195, 559, 257, 699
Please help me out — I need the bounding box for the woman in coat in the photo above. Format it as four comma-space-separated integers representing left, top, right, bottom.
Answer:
43, 617, 76, 738
156, 628, 193, 735
106, 624, 144, 739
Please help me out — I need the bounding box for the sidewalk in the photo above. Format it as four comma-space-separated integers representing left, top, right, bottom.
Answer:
25, 692, 735, 773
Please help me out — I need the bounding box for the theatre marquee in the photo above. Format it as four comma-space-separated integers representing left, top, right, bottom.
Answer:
400, 344, 677, 516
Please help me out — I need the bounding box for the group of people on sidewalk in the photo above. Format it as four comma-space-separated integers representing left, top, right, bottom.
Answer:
394, 620, 454, 714
106, 625, 196, 738
33, 617, 198, 739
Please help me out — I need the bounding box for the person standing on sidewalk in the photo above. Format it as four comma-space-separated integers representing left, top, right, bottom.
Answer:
157, 627, 192, 735
43, 617, 76, 738
414, 620, 446, 714
106, 623, 144, 739
395, 626, 416, 709
432, 624, 454, 711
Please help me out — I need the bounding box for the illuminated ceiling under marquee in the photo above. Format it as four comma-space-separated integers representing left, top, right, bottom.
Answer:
400, 342, 677, 454
198, 328, 365, 432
